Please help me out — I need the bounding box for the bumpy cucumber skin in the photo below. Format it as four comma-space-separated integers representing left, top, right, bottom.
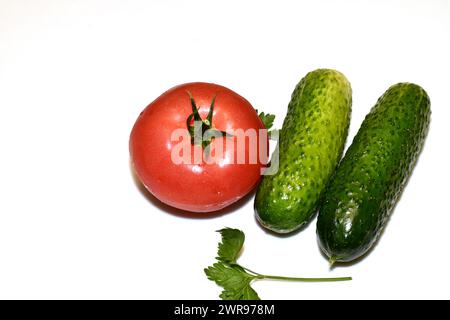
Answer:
317, 83, 431, 262
255, 69, 352, 233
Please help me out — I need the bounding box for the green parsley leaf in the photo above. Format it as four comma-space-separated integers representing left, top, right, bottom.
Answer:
216, 228, 244, 264
204, 262, 260, 300
258, 111, 275, 130
220, 283, 260, 300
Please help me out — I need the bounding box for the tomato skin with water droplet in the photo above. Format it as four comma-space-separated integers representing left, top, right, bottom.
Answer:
130, 82, 267, 212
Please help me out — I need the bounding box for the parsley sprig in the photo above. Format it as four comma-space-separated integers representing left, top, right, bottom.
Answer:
204, 228, 352, 300
257, 111, 275, 130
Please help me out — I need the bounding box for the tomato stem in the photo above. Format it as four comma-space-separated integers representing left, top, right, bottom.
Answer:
185, 91, 230, 150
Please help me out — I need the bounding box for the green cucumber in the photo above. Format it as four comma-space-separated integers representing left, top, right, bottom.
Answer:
255, 69, 352, 233
317, 83, 431, 263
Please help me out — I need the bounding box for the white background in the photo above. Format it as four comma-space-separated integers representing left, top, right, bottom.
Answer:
0, 0, 449, 299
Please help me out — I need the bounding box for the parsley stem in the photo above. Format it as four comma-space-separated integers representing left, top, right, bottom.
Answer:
257, 274, 352, 282
241, 266, 261, 276
242, 265, 351, 282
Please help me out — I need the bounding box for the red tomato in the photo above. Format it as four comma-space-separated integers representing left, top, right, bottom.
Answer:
130, 82, 267, 212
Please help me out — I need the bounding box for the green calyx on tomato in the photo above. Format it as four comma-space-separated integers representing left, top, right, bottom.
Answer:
186, 91, 231, 150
